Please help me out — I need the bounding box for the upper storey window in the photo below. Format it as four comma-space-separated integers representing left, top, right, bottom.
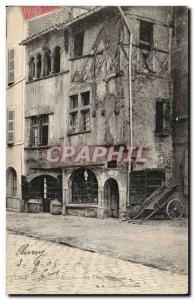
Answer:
37, 54, 41, 78
27, 45, 61, 81
155, 100, 170, 137
140, 20, 153, 51
53, 46, 60, 73
30, 115, 49, 147
69, 91, 91, 135
44, 50, 51, 76
8, 49, 15, 86
74, 32, 84, 57
28, 56, 35, 81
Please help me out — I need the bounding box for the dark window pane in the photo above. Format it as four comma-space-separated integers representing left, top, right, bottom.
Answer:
41, 125, 48, 146
81, 91, 90, 106
74, 32, 84, 57
155, 101, 163, 134
81, 110, 90, 131
140, 20, 153, 51
54, 46, 60, 73
70, 94, 78, 109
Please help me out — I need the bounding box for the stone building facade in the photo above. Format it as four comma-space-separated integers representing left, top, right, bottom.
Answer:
171, 7, 189, 214
6, 7, 26, 211
20, 6, 188, 218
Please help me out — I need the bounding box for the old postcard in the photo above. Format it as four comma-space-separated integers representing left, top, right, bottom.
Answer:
6, 5, 189, 295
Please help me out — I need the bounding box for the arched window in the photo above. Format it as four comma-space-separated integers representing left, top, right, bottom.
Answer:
7, 167, 17, 197
71, 168, 98, 203
28, 57, 35, 81
30, 175, 59, 212
37, 53, 41, 78
53, 46, 61, 73
44, 50, 51, 76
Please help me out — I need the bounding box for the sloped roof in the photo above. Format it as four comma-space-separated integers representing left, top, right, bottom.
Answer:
20, 6, 111, 45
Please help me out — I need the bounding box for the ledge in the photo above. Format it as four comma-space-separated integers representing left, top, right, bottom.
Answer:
26, 70, 69, 84
67, 130, 91, 136
24, 145, 53, 150
65, 204, 98, 208
69, 50, 103, 61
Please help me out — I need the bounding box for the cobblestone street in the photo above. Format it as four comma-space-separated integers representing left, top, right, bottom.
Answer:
6, 231, 188, 294
7, 212, 188, 274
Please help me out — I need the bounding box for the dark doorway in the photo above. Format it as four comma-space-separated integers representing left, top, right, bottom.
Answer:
104, 178, 119, 218
30, 175, 59, 212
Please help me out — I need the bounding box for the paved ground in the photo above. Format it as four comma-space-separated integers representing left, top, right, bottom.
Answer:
7, 212, 188, 275
6, 231, 188, 294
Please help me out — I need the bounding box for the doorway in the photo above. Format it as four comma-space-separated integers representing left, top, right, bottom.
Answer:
104, 178, 119, 218
30, 175, 59, 212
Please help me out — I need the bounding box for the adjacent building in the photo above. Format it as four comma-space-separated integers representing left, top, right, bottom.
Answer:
171, 7, 189, 214
6, 7, 26, 211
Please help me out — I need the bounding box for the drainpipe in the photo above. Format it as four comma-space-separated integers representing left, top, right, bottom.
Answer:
117, 7, 133, 208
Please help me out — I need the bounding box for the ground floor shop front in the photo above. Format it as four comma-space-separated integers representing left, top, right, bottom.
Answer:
22, 166, 128, 219
20, 165, 171, 218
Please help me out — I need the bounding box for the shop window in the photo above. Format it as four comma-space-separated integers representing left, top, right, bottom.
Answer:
71, 168, 98, 203
8, 49, 15, 85
53, 46, 60, 73
74, 31, 84, 57
30, 115, 49, 146
155, 100, 170, 137
7, 167, 17, 197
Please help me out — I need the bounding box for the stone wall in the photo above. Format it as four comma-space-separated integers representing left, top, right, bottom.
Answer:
171, 7, 189, 212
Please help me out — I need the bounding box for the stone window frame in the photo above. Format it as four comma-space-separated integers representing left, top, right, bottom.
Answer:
71, 168, 98, 204
68, 89, 91, 135
138, 19, 154, 64
29, 114, 49, 147
27, 45, 62, 82
139, 20, 154, 50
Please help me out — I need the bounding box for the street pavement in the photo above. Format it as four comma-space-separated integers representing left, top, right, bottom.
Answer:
6, 212, 188, 275
6, 231, 188, 294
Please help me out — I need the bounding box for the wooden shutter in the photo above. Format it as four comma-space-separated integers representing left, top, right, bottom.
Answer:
155, 100, 170, 136
162, 101, 170, 135
8, 49, 15, 85
7, 110, 15, 145
155, 101, 163, 135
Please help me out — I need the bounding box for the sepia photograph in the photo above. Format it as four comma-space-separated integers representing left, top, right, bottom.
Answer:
5, 4, 189, 295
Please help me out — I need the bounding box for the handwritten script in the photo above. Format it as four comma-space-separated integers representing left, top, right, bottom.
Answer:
8, 243, 63, 282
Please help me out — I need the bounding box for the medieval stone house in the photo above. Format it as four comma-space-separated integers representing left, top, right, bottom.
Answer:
19, 6, 188, 218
